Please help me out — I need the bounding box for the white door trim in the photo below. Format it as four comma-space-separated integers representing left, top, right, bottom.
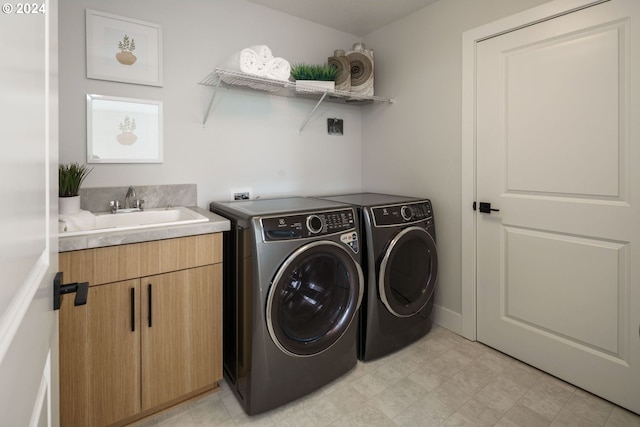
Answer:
0, 254, 50, 361
460, 0, 608, 340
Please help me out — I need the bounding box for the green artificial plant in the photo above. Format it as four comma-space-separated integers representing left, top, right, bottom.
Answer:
290, 63, 338, 81
59, 162, 93, 197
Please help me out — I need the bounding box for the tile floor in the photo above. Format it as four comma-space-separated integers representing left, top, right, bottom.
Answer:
132, 325, 640, 427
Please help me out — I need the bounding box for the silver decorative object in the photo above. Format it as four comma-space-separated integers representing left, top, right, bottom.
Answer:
328, 49, 351, 92
347, 43, 374, 96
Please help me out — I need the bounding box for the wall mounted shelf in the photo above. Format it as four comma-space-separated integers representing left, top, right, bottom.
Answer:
198, 68, 394, 132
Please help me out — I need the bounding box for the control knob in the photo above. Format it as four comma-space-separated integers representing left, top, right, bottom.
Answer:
401, 205, 414, 221
306, 214, 324, 234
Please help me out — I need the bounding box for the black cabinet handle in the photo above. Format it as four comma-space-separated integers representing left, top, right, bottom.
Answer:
148, 284, 152, 328
130, 287, 135, 332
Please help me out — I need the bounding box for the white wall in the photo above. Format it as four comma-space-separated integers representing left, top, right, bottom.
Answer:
362, 0, 551, 329
59, 0, 557, 332
59, 0, 364, 208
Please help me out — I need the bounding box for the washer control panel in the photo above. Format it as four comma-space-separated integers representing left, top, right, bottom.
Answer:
262, 208, 356, 241
372, 201, 433, 227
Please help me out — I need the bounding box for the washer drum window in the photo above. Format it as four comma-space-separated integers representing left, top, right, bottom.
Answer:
379, 226, 438, 317
266, 241, 364, 357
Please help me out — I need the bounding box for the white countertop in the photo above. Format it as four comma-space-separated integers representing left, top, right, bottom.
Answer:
58, 207, 230, 252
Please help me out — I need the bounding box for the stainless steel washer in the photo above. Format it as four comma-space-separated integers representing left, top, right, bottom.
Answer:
316, 193, 438, 361
210, 197, 363, 415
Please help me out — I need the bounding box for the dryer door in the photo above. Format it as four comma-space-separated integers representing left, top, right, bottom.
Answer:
266, 241, 364, 357
379, 226, 438, 317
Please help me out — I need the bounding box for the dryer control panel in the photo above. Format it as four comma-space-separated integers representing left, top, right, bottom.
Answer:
262, 208, 356, 241
372, 201, 433, 227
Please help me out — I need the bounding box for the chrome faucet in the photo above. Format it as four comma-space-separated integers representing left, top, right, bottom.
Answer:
110, 186, 143, 213
109, 186, 144, 213
125, 186, 137, 209
110, 200, 121, 213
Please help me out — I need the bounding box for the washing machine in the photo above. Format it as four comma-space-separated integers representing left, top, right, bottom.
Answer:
209, 197, 364, 415
316, 193, 437, 361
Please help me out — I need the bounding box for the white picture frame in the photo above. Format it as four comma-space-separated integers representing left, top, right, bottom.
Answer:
87, 94, 163, 164
86, 9, 163, 86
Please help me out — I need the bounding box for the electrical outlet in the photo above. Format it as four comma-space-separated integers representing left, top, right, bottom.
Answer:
328, 118, 343, 135
230, 188, 252, 201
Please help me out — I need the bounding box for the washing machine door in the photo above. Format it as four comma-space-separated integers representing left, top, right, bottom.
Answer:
266, 241, 364, 357
379, 226, 438, 317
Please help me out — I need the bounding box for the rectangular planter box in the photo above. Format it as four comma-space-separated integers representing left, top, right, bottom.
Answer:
295, 80, 335, 92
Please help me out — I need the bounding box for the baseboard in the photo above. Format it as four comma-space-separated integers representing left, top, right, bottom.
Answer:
432, 303, 463, 337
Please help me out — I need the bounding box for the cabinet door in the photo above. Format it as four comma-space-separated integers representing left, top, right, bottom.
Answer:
140, 264, 222, 410
60, 279, 141, 427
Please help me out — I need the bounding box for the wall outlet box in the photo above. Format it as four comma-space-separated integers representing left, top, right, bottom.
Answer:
328, 118, 343, 135
230, 188, 252, 201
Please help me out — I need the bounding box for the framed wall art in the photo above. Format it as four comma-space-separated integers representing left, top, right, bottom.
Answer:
87, 94, 163, 164
86, 9, 163, 86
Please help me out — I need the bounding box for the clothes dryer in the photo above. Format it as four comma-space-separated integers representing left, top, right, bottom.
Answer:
209, 197, 363, 415
316, 193, 437, 361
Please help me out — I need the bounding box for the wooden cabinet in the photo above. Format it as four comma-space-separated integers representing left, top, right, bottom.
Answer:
60, 279, 141, 427
59, 234, 222, 427
140, 266, 221, 410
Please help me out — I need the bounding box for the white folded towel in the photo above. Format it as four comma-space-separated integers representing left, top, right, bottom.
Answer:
59, 209, 96, 232
220, 48, 265, 76
263, 57, 291, 81
219, 45, 291, 81
248, 45, 273, 64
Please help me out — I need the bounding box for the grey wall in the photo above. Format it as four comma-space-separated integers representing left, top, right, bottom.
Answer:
362, 0, 551, 327
59, 0, 553, 332
59, 0, 365, 209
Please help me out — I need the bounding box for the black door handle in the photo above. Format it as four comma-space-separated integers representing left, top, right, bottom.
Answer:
479, 202, 500, 214
53, 272, 89, 310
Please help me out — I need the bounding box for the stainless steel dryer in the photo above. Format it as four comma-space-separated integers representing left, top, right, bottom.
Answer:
209, 197, 363, 415
316, 193, 437, 361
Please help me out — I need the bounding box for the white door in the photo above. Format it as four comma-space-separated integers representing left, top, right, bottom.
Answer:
0, 0, 59, 425
476, 0, 640, 414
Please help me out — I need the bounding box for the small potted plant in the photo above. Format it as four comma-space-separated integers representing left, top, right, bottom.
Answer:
290, 63, 338, 92
59, 162, 93, 214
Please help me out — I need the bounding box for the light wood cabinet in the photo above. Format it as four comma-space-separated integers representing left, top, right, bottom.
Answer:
59, 234, 222, 427
60, 279, 142, 427
141, 265, 221, 410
